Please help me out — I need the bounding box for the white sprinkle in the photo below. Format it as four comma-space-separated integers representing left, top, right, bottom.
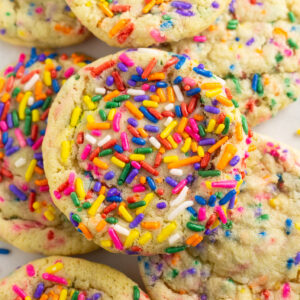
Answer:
164, 116, 173, 127
149, 136, 161, 149
170, 169, 183, 176
127, 89, 145, 96
14, 157, 26, 168
85, 133, 97, 145
98, 135, 112, 147
164, 103, 174, 111
168, 233, 181, 245
170, 186, 189, 207
168, 201, 194, 221
24, 73, 40, 91
27, 96, 34, 106
113, 224, 130, 236
95, 87, 106, 95
173, 85, 184, 102
215, 75, 226, 85
139, 48, 162, 55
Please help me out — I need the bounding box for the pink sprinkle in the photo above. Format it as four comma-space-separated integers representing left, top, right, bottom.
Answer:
173, 133, 182, 144
64, 67, 75, 78
19, 53, 26, 63
150, 29, 166, 43
0, 197, 4, 202
121, 132, 130, 151
12, 285, 26, 298
282, 283, 291, 298
35, 7, 43, 14
193, 35, 207, 43
119, 53, 135, 67
284, 49, 292, 57
42, 273, 68, 285
91, 130, 101, 136
39, 185, 49, 192
172, 179, 187, 194
81, 144, 92, 160
64, 185, 75, 196
131, 161, 141, 169
211, 180, 237, 188
237, 207, 244, 213
108, 227, 123, 250
246, 137, 252, 144
21, 183, 29, 191
68, 172, 75, 185
198, 207, 206, 221
215, 206, 227, 224
54, 190, 62, 199
189, 118, 199, 133
14, 128, 27, 147
113, 112, 121, 132
184, 126, 200, 142
142, 84, 150, 91
32, 136, 43, 150
4, 66, 14, 76
26, 264, 35, 277
183, 77, 196, 87
78, 293, 86, 300
0, 121, 8, 131
133, 184, 146, 192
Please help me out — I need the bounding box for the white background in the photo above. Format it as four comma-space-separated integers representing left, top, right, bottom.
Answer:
0, 36, 299, 288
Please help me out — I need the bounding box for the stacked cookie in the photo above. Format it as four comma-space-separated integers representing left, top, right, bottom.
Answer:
0, 1, 299, 299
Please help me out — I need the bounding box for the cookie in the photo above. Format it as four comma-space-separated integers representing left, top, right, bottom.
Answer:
0, 49, 98, 255
0, 256, 149, 300
65, 0, 229, 48
0, 0, 89, 48
169, 0, 300, 127
139, 133, 300, 299
43, 48, 249, 255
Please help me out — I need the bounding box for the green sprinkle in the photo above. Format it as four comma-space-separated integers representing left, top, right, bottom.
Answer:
288, 11, 296, 22
134, 147, 153, 154
162, 15, 171, 20
71, 192, 80, 207
82, 202, 91, 209
92, 95, 102, 102
171, 269, 179, 278
198, 124, 206, 137
105, 102, 120, 108
227, 19, 239, 30
118, 163, 131, 185
198, 170, 221, 177
222, 116, 230, 134
221, 220, 232, 230
287, 91, 296, 100
42, 96, 52, 111
99, 149, 113, 157
257, 75, 264, 96
106, 217, 118, 224
288, 38, 298, 49
186, 222, 205, 232
12, 87, 20, 98
241, 115, 248, 134
227, 74, 241, 94
133, 286, 140, 300
24, 113, 31, 136
215, 192, 223, 199
270, 98, 277, 109
231, 99, 239, 108
258, 214, 269, 221
71, 213, 81, 223
165, 245, 187, 253
113, 94, 130, 102
99, 109, 107, 121
71, 290, 79, 300
275, 52, 284, 63
12, 110, 19, 127
75, 74, 80, 80
128, 201, 146, 209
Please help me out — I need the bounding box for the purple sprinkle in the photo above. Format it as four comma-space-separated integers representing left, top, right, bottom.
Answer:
129, 213, 144, 228
26, 138, 34, 146
107, 187, 119, 198
106, 75, 114, 86
194, 162, 201, 170
92, 293, 102, 300
34, 283, 45, 299
127, 118, 138, 127
104, 171, 115, 180
246, 37, 255, 46
295, 252, 300, 265
144, 125, 159, 132
70, 212, 79, 227
186, 174, 195, 184
176, 9, 194, 16
229, 155, 240, 166
199, 138, 215, 146
34, 152, 43, 160
6, 146, 20, 156
157, 202, 167, 209
6, 113, 13, 128
9, 184, 27, 201
136, 66, 143, 75
117, 62, 128, 72
37, 160, 44, 169
0, 102, 4, 118
127, 79, 136, 87
149, 85, 157, 92
165, 176, 178, 187
4, 137, 13, 150
211, 1, 220, 8
126, 169, 139, 184
204, 105, 220, 114
171, 1, 192, 10
134, 95, 149, 102
93, 181, 101, 192
228, 194, 236, 209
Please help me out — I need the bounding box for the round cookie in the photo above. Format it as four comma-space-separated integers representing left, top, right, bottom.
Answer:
0, 49, 98, 255
43, 48, 249, 255
0, 256, 149, 300
65, 0, 229, 48
169, 0, 300, 127
139, 133, 300, 299
0, 0, 89, 48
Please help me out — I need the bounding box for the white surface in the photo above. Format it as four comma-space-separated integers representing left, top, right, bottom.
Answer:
0, 35, 299, 288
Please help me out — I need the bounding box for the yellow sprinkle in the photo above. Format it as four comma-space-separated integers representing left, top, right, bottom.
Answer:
43, 71, 52, 86
111, 156, 125, 168
142, 100, 158, 108
215, 124, 225, 134
98, 2, 114, 17
83, 95, 96, 110
31, 109, 39, 122
61, 141, 71, 163
46, 262, 64, 273
205, 181, 212, 189
163, 155, 178, 163
75, 177, 86, 200
18, 91, 32, 120
181, 137, 191, 153
206, 119, 216, 132
25, 159, 37, 182
295, 222, 300, 230
129, 154, 145, 161
143, 0, 156, 13
119, 205, 133, 222
107, 108, 116, 121
25, 297, 32, 300
297, 129, 300, 135
70, 106, 82, 127
205, 88, 222, 97
160, 120, 178, 138
100, 240, 113, 248
44, 209, 55, 221
59, 289, 68, 300
138, 232, 152, 245
157, 222, 177, 243
124, 229, 139, 248
86, 115, 94, 123
88, 194, 105, 216
136, 193, 154, 214
269, 198, 278, 208
167, 135, 178, 149
197, 146, 204, 157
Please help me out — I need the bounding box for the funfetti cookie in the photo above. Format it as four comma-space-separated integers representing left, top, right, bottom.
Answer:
0, 0, 89, 48
139, 133, 300, 299
43, 48, 249, 255
65, 0, 229, 48
0, 49, 98, 255
0, 256, 149, 300
169, 0, 300, 127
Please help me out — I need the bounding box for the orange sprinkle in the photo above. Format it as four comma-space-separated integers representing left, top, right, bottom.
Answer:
103, 90, 120, 101
156, 88, 166, 102
0, 152, 4, 159
98, 3, 114, 17
93, 157, 109, 170
148, 72, 165, 81
1, 92, 10, 103
143, 0, 156, 14
140, 176, 146, 184
171, 253, 180, 265
141, 221, 161, 229
78, 223, 93, 240
109, 19, 130, 37
215, 95, 233, 107
167, 86, 175, 103
34, 166, 44, 175
193, 114, 204, 121
96, 220, 107, 232
150, 94, 160, 102
16, 92, 24, 103
87, 122, 111, 130
125, 101, 144, 119
176, 117, 188, 133
35, 81, 46, 100
0, 78, 5, 93
208, 136, 229, 153
168, 156, 201, 169
191, 141, 198, 152
273, 27, 288, 38
100, 186, 106, 195
201, 82, 222, 89
142, 57, 157, 79
138, 128, 148, 138
235, 122, 243, 142
216, 143, 237, 170
35, 179, 48, 186
54, 24, 72, 34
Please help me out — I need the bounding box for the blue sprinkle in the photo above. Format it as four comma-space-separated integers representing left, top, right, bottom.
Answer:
0, 248, 10, 254
139, 106, 158, 123
186, 87, 201, 96
156, 81, 168, 88
195, 195, 206, 205
208, 195, 217, 207
132, 137, 146, 145
146, 176, 156, 190
187, 206, 197, 217
219, 190, 237, 205
114, 144, 124, 153
252, 73, 259, 92
193, 67, 213, 77
173, 76, 183, 84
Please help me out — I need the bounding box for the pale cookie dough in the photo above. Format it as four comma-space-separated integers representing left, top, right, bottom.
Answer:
0, 256, 149, 300
0, 49, 98, 255
65, 0, 229, 48
43, 48, 249, 255
0, 0, 90, 48
139, 133, 300, 299
169, 0, 300, 127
